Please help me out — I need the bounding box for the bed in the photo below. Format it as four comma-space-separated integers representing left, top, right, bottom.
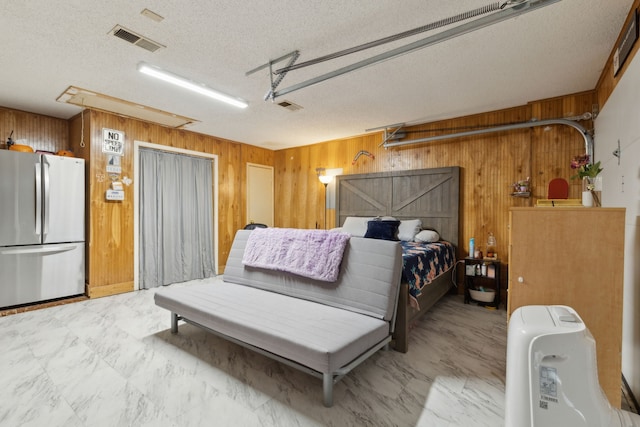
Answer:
335, 167, 460, 353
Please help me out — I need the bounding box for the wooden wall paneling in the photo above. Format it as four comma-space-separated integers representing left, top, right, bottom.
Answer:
529, 92, 596, 202
217, 138, 243, 270
273, 149, 287, 227
86, 111, 134, 296
0, 87, 601, 301
273, 103, 577, 300
298, 145, 314, 229
0, 106, 68, 152
309, 143, 325, 229
78, 109, 253, 295
276, 145, 312, 229
276, 148, 293, 228
68, 112, 91, 290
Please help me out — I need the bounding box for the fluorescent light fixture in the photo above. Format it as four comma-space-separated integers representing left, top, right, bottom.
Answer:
137, 62, 248, 109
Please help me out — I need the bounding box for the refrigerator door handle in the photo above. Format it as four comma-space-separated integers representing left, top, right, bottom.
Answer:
35, 162, 42, 236
1, 244, 77, 256
43, 161, 50, 236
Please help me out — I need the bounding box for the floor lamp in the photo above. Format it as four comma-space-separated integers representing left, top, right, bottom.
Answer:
317, 171, 333, 229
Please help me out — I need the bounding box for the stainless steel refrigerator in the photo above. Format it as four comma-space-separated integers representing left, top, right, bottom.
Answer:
0, 150, 85, 308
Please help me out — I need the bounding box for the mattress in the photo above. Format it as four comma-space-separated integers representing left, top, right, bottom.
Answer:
400, 240, 456, 306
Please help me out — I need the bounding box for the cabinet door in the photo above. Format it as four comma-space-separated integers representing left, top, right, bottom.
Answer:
508, 210, 582, 314
508, 208, 625, 408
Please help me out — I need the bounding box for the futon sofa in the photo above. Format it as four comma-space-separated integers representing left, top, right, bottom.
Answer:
154, 229, 403, 406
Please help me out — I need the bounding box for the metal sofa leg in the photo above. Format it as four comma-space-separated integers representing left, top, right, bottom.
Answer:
171, 312, 179, 334
323, 373, 334, 407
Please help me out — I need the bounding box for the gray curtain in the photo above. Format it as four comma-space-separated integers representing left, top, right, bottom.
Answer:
139, 148, 215, 289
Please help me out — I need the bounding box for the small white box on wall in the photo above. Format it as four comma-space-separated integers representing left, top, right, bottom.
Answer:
106, 189, 124, 201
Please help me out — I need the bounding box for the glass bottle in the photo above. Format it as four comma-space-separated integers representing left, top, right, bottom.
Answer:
487, 232, 497, 258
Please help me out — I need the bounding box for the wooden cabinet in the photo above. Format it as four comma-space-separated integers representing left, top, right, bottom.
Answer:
508, 207, 625, 408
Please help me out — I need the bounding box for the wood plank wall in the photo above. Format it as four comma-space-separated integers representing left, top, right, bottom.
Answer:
66, 110, 273, 298
274, 92, 595, 300
0, 106, 69, 152
0, 88, 599, 304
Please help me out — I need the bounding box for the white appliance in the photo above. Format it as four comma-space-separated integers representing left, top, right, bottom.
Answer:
0, 150, 85, 308
505, 305, 640, 427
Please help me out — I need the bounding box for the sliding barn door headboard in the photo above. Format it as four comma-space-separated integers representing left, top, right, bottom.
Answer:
335, 167, 460, 246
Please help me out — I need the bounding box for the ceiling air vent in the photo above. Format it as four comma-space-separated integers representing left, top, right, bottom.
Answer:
277, 100, 303, 112
110, 25, 165, 53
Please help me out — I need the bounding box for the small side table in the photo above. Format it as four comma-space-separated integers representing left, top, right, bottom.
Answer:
464, 258, 501, 309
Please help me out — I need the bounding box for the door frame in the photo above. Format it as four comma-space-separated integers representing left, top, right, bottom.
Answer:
133, 140, 219, 290
246, 162, 274, 226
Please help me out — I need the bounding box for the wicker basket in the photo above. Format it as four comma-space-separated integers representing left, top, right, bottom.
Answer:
469, 289, 495, 303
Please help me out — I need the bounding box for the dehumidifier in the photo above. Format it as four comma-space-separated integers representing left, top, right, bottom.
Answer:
505, 305, 640, 426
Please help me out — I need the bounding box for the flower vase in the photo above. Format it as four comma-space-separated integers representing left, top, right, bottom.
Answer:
582, 176, 602, 207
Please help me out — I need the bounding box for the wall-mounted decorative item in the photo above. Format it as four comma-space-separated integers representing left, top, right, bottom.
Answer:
102, 128, 125, 156
106, 181, 125, 201
106, 154, 121, 174
105, 189, 125, 201
511, 177, 531, 197
351, 150, 374, 165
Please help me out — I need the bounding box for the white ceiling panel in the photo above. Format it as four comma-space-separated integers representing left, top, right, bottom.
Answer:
0, 0, 634, 149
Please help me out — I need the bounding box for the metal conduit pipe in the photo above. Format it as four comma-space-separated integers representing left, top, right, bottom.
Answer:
382, 118, 594, 161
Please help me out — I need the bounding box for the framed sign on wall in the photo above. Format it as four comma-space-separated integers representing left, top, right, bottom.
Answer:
102, 128, 125, 156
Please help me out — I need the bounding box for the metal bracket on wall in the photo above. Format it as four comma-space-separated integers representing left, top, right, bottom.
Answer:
613, 139, 621, 165
365, 123, 406, 145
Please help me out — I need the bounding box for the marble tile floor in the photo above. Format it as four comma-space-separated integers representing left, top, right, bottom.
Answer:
0, 276, 512, 426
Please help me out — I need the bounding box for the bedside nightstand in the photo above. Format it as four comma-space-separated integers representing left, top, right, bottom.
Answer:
464, 257, 501, 309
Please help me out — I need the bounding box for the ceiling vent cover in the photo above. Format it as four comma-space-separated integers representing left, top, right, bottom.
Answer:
110, 25, 165, 53
277, 100, 303, 112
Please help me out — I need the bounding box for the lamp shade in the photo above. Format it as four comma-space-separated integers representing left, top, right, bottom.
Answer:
318, 175, 333, 185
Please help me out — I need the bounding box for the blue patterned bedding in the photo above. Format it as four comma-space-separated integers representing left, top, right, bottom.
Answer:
400, 241, 456, 308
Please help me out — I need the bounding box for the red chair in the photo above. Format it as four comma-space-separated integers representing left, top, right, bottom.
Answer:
548, 178, 569, 199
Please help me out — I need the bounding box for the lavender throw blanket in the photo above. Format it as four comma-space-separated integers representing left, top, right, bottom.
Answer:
241, 228, 351, 282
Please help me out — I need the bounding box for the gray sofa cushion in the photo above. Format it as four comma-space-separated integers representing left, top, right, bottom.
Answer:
223, 230, 403, 321
154, 281, 389, 373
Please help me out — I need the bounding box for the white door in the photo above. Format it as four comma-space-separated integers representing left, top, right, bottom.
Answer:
246, 163, 274, 226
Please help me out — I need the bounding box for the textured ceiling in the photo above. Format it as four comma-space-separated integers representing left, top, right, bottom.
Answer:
0, 0, 634, 149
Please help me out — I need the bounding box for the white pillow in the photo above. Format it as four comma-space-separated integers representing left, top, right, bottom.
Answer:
398, 219, 422, 241
414, 229, 440, 243
341, 217, 374, 237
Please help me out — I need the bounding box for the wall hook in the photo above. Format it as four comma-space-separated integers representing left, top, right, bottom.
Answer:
613, 139, 620, 165
352, 150, 375, 165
